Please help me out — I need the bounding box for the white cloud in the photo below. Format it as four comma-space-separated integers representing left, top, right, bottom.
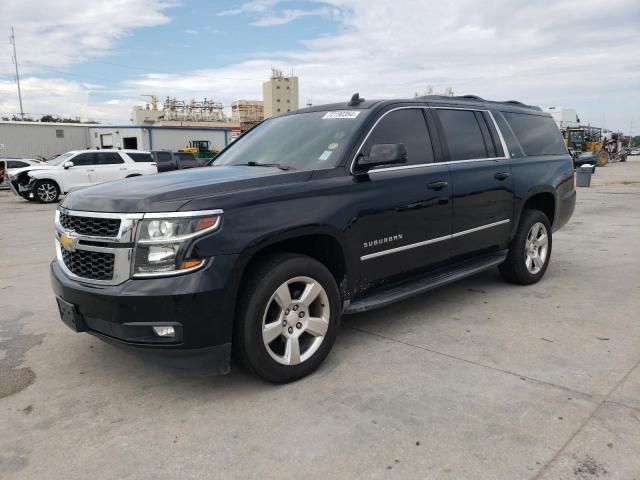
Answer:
250, 7, 333, 26
125, 0, 639, 131
0, 0, 175, 74
184, 29, 200, 35
217, 0, 282, 17
0, 77, 140, 122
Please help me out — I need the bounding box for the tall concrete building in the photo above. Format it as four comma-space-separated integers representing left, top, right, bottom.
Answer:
263, 69, 299, 118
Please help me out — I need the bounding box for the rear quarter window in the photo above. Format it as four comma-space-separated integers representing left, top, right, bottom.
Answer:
503, 113, 568, 156
128, 153, 154, 162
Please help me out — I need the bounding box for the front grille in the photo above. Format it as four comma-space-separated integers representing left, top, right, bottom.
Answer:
60, 213, 121, 237
61, 249, 115, 281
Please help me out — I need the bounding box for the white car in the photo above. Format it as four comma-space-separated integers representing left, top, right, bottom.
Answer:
1, 158, 43, 189
8, 149, 157, 203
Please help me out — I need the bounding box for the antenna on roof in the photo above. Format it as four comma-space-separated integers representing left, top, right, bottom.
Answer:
349, 93, 365, 106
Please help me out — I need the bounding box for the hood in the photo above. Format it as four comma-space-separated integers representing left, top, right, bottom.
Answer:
7, 165, 56, 176
61, 165, 313, 213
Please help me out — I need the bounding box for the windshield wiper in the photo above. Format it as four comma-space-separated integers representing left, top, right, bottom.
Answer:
238, 161, 293, 171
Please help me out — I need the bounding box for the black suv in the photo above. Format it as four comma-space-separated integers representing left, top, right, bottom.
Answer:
51, 95, 575, 383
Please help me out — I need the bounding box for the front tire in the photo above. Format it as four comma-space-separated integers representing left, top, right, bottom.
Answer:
499, 210, 552, 285
235, 253, 341, 383
34, 180, 60, 203
594, 150, 610, 167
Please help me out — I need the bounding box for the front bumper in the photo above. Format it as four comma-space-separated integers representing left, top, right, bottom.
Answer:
50, 254, 240, 375
8, 176, 34, 198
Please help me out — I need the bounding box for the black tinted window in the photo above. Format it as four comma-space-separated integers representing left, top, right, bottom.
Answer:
128, 153, 153, 162
7, 161, 28, 168
72, 153, 97, 166
364, 109, 434, 166
96, 152, 123, 165
503, 113, 568, 156
436, 109, 489, 161
156, 152, 172, 162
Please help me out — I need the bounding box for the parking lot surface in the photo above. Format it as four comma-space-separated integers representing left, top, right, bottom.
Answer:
1, 159, 639, 479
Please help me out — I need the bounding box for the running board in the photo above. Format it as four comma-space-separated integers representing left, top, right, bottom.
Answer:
344, 251, 507, 314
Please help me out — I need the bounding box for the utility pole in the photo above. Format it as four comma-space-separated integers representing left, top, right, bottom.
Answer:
10, 26, 24, 120
629, 119, 634, 148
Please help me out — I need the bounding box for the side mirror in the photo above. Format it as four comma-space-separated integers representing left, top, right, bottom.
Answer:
355, 143, 407, 172
63, 161, 74, 169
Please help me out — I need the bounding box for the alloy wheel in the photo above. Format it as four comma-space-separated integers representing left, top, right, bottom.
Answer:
37, 183, 57, 202
524, 222, 548, 274
261, 276, 330, 366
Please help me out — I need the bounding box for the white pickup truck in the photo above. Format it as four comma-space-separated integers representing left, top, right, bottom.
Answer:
8, 149, 157, 203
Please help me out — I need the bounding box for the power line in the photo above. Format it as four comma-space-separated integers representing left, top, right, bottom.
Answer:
9, 26, 24, 119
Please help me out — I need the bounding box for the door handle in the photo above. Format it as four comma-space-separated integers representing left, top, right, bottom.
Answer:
494, 172, 511, 180
86, 169, 95, 172
427, 181, 448, 191
120, 168, 128, 170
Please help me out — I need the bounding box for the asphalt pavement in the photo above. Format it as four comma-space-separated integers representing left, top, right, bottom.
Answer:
1, 158, 639, 479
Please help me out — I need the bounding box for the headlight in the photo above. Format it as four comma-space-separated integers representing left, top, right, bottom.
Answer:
132, 211, 222, 277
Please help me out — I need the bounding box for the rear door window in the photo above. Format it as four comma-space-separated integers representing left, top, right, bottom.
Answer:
96, 152, 124, 165
435, 109, 489, 161
502, 113, 568, 156
363, 108, 434, 166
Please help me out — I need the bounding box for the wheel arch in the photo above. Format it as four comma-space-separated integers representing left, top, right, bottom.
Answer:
32, 176, 62, 194
225, 226, 349, 334
516, 189, 556, 232
238, 226, 349, 292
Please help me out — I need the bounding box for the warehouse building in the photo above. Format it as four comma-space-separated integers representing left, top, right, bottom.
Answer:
0, 121, 90, 158
0, 121, 233, 159
88, 125, 232, 151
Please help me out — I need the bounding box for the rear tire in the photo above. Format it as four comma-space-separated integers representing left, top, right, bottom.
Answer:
499, 210, 552, 285
235, 253, 341, 383
34, 180, 60, 203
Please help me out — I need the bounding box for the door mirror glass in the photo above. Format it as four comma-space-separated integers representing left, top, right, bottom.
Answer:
63, 161, 74, 169
356, 143, 407, 172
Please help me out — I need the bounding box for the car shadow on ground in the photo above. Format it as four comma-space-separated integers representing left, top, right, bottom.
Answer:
78, 268, 510, 395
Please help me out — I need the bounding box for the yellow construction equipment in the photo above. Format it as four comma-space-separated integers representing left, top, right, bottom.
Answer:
563, 126, 627, 166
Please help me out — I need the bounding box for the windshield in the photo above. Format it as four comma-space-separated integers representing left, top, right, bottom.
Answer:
568, 131, 584, 144
46, 152, 75, 166
213, 111, 366, 171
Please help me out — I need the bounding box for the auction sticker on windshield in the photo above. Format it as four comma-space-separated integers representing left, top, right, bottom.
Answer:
322, 111, 360, 119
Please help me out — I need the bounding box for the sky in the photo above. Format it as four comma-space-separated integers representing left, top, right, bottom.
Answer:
0, 0, 638, 133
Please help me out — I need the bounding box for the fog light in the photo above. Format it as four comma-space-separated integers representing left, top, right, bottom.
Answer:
152, 326, 175, 337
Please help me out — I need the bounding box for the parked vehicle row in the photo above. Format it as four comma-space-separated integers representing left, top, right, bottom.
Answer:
8, 150, 157, 203
151, 150, 209, 172
51, 95, 576, 383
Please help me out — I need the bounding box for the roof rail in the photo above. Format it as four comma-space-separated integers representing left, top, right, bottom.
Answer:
413, 94, 542, 111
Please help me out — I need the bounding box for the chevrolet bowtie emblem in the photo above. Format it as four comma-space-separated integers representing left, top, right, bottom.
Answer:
60, 231, 78, 252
